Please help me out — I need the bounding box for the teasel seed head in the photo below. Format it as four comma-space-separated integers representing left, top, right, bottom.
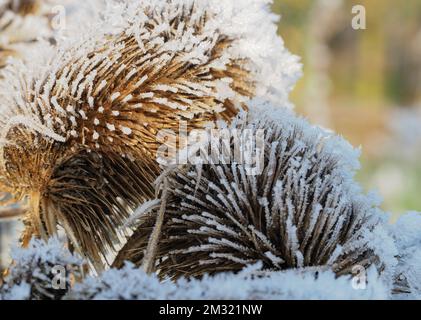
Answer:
114, 101, 393, 280
0, 237, 83, 300
0, 0, 300, 267
1, 0, 39, 14
391, 212, 421, 298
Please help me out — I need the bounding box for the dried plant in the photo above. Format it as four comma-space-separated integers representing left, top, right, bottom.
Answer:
0, 237, 83, 300
114, 101, 394, 280
0, 0, 300, 267
65, 263, 389, 300
0, 239, 388, 300
391, 212, 421, 299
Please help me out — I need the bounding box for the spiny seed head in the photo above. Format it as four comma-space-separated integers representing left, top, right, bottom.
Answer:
391, 212, 421, 296
114, 101, 391, 280
0, 0, 300, 266
0, 238, 83, 300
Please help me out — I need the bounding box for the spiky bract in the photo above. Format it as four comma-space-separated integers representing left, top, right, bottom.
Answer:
0, 0, 300, 266
0, 238, 83, 300
114, 101, 389, 279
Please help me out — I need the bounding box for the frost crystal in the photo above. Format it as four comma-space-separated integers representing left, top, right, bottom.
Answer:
115, 100, 395, 280
0, 237, 83, 300
66, 263, 388, 300
391, 212, 421, 299
0, 0, 300, 267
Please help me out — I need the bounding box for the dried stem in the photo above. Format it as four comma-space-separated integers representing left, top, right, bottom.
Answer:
0, 206, 24, 220
142, 178, 169, 274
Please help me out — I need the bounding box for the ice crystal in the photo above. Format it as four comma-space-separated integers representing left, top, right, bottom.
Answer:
391, 212, 421, 299
66, 263, 388, 300
0, 0, 300, 267
115, 100, 395, 281
0, 237, 83, 300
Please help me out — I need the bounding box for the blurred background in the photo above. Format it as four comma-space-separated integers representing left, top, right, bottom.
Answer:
273, 0, 421, 220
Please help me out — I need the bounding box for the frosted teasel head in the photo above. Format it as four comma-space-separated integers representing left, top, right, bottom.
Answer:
0, 237, 84, 300
0, 0, 300, 268
114, 101, 392, 280
65, 263, 389, 300
391, 212, 421, 298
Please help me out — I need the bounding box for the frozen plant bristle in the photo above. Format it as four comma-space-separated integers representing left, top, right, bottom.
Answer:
66, 263, 388, 300
0, 237, 83, 300
0, 0, 300, 267
114, 101, 394, 280
391, 212, 421, 299
0, 231, 394, 300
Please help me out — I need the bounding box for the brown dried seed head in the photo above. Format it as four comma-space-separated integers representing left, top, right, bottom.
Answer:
114, 105, 388, 279
0, 0, 291, 266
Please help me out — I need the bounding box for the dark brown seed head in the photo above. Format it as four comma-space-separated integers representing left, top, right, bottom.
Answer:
114, 104, 388, 279
0, 1, 299, 267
